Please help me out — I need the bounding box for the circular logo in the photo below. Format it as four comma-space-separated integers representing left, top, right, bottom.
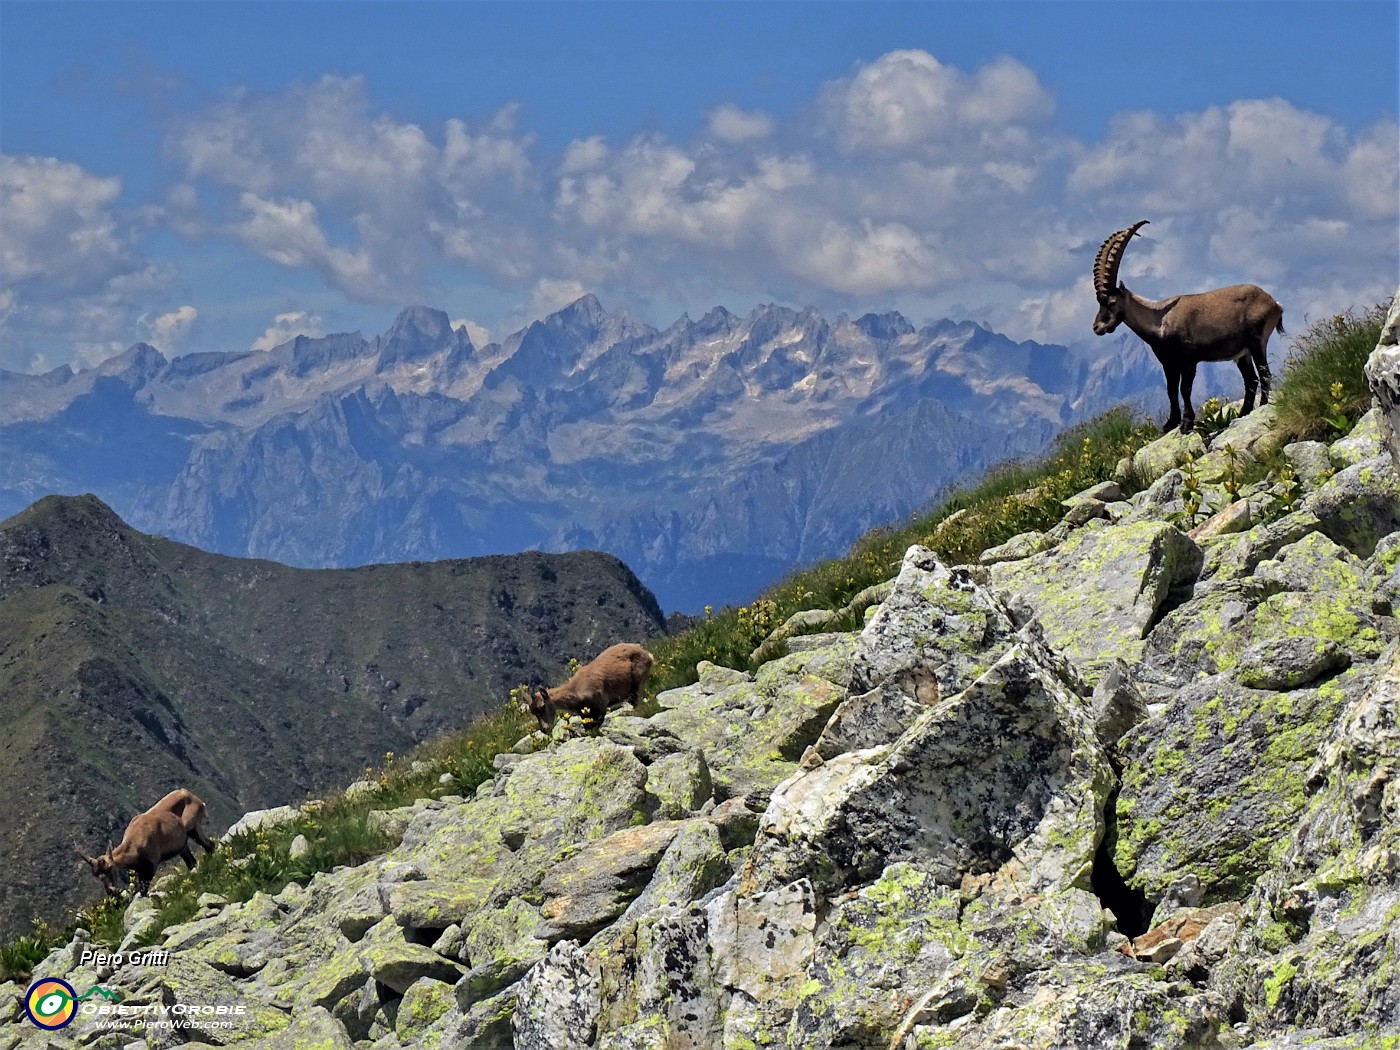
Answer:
25, 978, 77, 1029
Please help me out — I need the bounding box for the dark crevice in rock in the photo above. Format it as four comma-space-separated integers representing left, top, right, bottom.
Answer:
1091, 774, 1154, 939
402, 924, 444, 947
1144, 578, 1197, 635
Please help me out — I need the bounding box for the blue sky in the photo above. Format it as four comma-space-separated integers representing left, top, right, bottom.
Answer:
2, 1, 1397, 371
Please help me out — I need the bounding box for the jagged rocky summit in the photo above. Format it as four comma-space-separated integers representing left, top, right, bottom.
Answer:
0, 297, 1160, 612
5, 294, 1400, 1048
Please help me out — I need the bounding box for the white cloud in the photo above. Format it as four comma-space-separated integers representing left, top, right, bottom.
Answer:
140, 305, 199, 349
6, 49, 1395, 366
706, 104, 774, 143
819, 50, 1053, 154
529, 278, 591, 318
0, 154, 177, 369
0, 155, 130, 290
250, 310, 326, 352
451, 316, 492, 348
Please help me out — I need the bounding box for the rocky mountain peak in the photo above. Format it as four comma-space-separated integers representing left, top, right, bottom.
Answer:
852, 310, 915, 341
98, 342, 167, 385
376, 306, 469, 369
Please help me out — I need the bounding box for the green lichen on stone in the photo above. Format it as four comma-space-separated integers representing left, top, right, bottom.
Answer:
395, 977, 456, 1039
1264, 958, 1299, 1008
1115, 667, 1360, 904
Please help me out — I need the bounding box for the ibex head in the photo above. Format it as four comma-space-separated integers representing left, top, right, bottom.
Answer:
528, 687, 557, 733
1092, 220, 1149, 335
75, 843, 121, 895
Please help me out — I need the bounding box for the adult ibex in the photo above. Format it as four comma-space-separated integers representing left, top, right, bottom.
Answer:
1092, 220, 1285, 433
77, 789, 217, 896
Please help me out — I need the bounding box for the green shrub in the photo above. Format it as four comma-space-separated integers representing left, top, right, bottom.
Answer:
0, 922, 56, 983
1272, 303, 1387, 443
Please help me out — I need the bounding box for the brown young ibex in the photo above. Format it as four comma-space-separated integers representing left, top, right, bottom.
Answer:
529, 642, 654, 733
1092, 220, 1285, 434
77, 788, 218, 896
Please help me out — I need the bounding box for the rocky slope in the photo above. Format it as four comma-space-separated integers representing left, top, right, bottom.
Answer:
0, 299, 1162, 611
4, 301, 1397, 1048
0, 495, 663, 941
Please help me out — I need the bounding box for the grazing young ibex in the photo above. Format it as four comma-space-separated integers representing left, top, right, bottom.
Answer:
77, 788, 217, 896
529, 642, 654, 733
1092, 220, 1285, 433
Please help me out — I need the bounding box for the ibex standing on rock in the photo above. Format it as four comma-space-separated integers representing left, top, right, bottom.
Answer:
1092, 220, 1285, 433
77, 788, 217, 896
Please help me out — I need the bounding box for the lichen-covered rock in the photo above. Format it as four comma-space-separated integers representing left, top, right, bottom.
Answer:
750, 608, 839, 665
394, 977, 457, 1043
1216, 644, 1400, 1041
1283, 440, 1334, 488
1213, 402, 1282, 457
989, 520, 1203, 681
644, 640, 851, 801
1130, 467, 1186, 516
614, 819, 731, 925
1188, 497, 1258, 542
1090, 659, 1150, 748
236, 1006, 354, 1049
1254, 532, 1368, 597
900, 963, 1232, 1050
812, 683, 928, 758
1143, 564, 1389, 688
535, 822, 686, 942
1369, 530, 1400, 611
1196, 510, 1322, 592
1236, 637, 1350, 691
1365, 288, 1400, 471
979, 529, 1056, 565
512, 941, 603, 1050
1131, 428, 1208, 483
1328, 406, 1385, 468
851, 545, 1019, 704
1114, 666, 1376, 909
643, 748, 712, 819
749, 643, 1112, 901
1301, 454, 1400, 557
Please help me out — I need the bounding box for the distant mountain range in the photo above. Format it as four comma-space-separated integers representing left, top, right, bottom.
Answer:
0, 493, 664, 939
1, 297, 1161, 610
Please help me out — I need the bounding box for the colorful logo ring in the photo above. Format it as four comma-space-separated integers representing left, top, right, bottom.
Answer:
25, 977, 78, 1029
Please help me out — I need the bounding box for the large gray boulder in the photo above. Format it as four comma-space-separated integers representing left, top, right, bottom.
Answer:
1216, 643, 1400, 1041
751, 643, 1113, 900
1364, 287, 1400, 471
850, 545, 1019, 704
989, 520, 1203, 682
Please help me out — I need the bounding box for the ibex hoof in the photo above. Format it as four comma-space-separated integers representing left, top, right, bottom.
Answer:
1162, 419, 1181, 434
1178, 419, 1194, 435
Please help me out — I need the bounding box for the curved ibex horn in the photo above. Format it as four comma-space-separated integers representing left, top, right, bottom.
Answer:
1093, 220, 1149, 298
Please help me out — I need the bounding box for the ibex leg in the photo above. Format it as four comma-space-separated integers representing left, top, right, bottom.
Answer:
1237, 354, 1260, 415
1178, 362, 1199, 434
1162, 365, 1183, 433
1255, 348, 1273, 405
